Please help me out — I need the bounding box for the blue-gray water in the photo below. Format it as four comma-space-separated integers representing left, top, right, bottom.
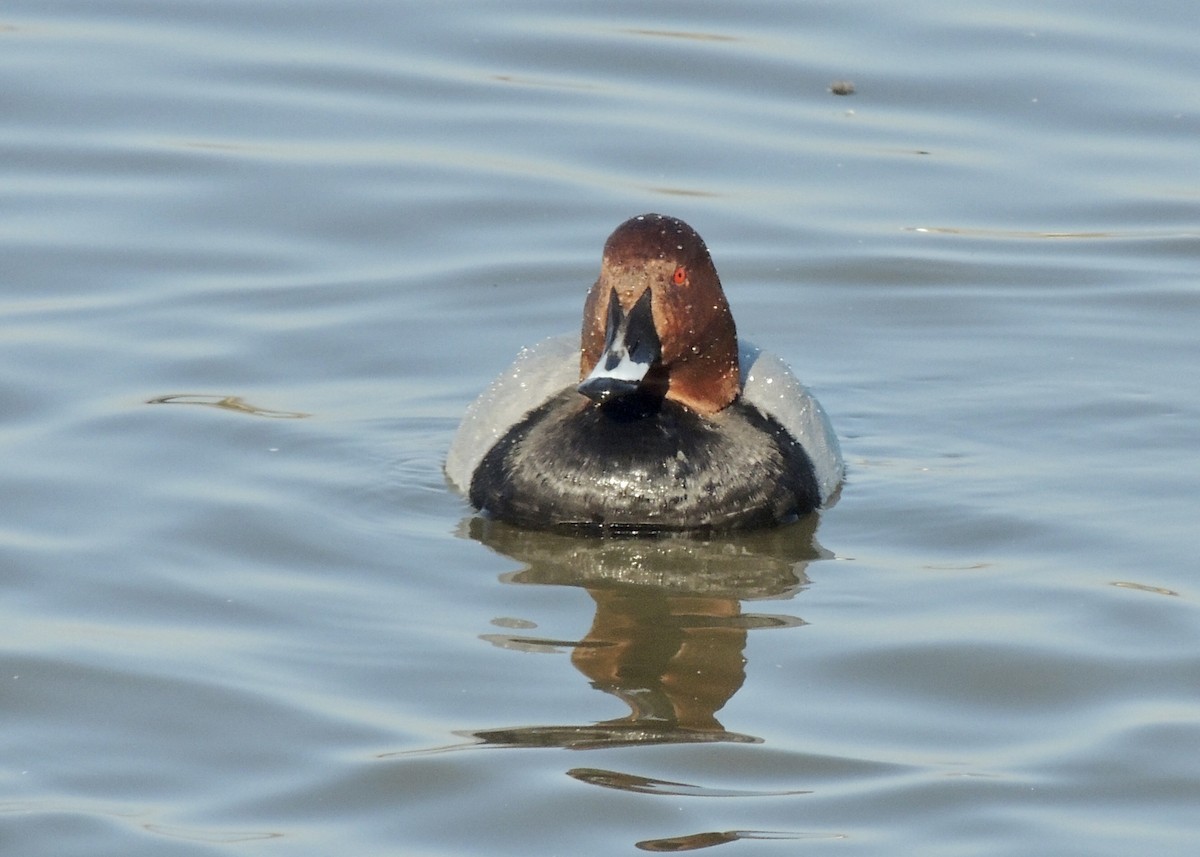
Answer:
3, 1, 1198, 855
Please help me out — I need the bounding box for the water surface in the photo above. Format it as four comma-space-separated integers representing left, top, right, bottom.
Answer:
3, 1, 1199, 854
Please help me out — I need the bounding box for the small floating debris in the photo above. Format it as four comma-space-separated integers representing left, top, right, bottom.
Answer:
1111, 581, 1179, 597
146, 394, 309, 419
829, 80, 856, 96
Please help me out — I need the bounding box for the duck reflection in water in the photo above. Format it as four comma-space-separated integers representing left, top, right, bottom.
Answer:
460, 516, 826, 752
379, 518, 838, 851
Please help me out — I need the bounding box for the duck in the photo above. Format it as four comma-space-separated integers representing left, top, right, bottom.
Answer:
445, 213, 843, 533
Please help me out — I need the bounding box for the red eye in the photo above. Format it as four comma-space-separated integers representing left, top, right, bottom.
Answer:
672, 266, 687, 285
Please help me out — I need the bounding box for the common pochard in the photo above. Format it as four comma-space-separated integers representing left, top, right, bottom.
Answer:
446, 213, 843, 533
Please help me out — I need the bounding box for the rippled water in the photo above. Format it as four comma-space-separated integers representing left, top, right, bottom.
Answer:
4, 1, 1199, 854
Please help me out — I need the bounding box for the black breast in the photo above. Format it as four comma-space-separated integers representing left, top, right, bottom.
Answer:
469, 389, 819, 533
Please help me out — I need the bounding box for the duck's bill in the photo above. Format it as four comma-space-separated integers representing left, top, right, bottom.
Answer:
578, 287, 661, 404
